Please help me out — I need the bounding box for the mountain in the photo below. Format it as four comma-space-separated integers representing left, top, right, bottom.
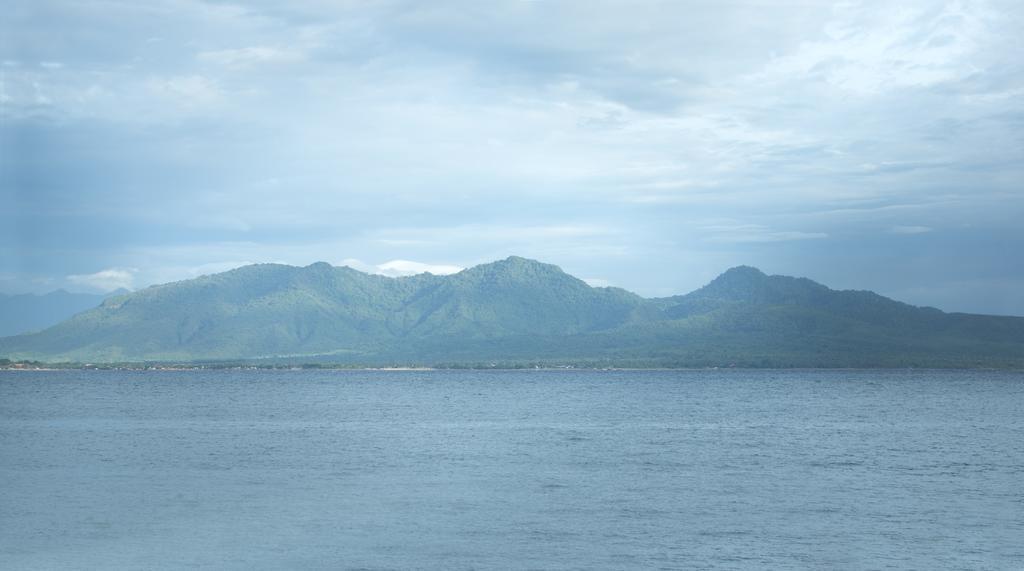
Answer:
0, 289, 123, 337
1, 257, 1022, 368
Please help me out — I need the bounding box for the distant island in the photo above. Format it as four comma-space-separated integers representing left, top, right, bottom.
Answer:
1, 256, 1022, 368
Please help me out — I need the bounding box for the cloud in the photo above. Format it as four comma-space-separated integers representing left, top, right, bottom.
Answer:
338, 258, 463, 277
198, 46, 303, 68
891, 225, 933, 234
146, 75, 223, 106
2, 0, 1023, 314
67, 268, 137, 292
376, 260, 464, 277
371, 224, 617, 246
701, 224, 828, 244
755, 2, 990, 95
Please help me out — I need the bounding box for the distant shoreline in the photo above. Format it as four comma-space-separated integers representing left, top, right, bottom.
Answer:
2, 362, 1022, 372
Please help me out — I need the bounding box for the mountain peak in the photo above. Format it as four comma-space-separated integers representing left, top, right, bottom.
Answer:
470, 256, 564, 275
697, 265, 836, 305
696, 266, 772, 302
719, 265, 767, 279
499, 255, 546, 266
449, 256, 595, 297
706, 265, 767, 288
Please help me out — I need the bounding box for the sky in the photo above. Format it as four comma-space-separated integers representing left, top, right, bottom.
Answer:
1, 0, 1022, 315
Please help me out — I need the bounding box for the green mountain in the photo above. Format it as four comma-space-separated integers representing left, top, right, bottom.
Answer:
1, 257, 1022, 367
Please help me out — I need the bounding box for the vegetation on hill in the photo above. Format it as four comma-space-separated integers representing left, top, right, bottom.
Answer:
1, 257, 1021, 368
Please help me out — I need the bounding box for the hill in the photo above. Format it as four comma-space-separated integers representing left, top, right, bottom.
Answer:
1, 257, 1021, 367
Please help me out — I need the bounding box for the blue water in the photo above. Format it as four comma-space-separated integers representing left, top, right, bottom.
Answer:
1, 369, 1022, 570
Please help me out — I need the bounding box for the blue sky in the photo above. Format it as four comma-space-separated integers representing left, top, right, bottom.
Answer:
2, 0, 1022, 315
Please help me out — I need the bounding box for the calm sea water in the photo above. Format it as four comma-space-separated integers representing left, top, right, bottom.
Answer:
1, 369, 1022, 570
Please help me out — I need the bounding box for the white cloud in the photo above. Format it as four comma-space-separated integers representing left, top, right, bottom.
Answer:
755, 2, 990, 95
338, 258, 463, 277
376, 260, 464, 277
198, 46, 303, 68
67, 268, 137, 292
146, 75, 223, 105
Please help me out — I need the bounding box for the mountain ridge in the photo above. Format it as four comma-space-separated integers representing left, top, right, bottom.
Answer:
2, 257, 1022, 368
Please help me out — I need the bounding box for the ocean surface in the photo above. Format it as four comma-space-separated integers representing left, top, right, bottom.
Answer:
1, 369, 1022, 570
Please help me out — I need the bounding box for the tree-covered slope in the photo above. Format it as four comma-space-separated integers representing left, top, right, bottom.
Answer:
0, 257, 643, 362
638, 266, 1024, 367
1, 258, 1021, 367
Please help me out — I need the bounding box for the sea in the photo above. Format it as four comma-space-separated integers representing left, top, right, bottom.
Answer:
1, 368, 1022, 570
